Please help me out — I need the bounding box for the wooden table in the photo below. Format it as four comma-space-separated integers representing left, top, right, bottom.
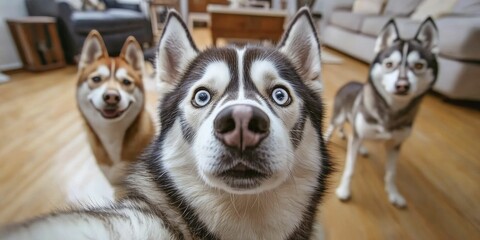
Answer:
207, 4, 287, 46
6, 17, 65, 72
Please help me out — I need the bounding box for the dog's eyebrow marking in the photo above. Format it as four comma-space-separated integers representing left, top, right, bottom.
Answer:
115, 68, 128, 80
407, 51, 421, 63
236, 48, 246, 100
111, 61, 115, 77
250, 60, 279, 90
199, 61, 230, 90
97, 65, 110, 77
399, 43, 409, 79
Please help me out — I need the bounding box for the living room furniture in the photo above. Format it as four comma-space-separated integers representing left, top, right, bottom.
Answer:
25, 0, 153, 63
147, 0, 179, 42
207, 4, 287, 45
6, 17, 65, 71
321, 0, 480, 101
188, 0, 229, 29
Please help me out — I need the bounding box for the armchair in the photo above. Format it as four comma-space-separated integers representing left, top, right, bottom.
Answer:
26, 0, 153, 63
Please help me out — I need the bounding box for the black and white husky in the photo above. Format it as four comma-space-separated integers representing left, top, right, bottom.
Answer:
1, 8, 332, 239
325, 18, 439, 208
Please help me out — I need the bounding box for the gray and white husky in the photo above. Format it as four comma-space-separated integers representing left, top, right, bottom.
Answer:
325, 18, 439, 208
1, 8, 332, 239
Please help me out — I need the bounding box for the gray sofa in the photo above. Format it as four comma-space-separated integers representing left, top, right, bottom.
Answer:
322, 0, 480, 101
25, 0, 153, 63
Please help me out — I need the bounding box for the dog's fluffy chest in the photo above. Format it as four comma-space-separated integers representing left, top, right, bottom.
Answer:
88, 117, 127, 163
354, 113, 411, 142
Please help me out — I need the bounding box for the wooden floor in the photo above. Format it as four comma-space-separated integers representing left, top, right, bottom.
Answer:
0, 29, 479, 239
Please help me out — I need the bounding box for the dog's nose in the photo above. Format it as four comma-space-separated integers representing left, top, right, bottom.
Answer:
103, 90, 121, 105
395, 80, 410, 93
214, 104, 270, 150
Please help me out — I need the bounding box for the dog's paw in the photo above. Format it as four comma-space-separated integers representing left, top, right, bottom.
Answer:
335, 187, 351, 201
358, 146, 369, 157
388, 192, 407, 208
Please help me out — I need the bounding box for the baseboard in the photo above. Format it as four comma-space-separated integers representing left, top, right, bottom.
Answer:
0, 62, 23, 72
0, 72, 10, 83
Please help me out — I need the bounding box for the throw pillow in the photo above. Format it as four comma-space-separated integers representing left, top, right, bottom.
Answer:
384, 0, 423, 16
83, 0, 106, 11
411, 0, 458, 20
352, 0, 386, 14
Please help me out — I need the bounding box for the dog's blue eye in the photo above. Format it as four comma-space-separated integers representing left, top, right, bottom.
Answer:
271, 87, 291, 106
193, 89, 211, 107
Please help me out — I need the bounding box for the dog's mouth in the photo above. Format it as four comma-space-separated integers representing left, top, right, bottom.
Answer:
394, 91, 409, 96
216, 163, 269, 189
219, 163, 266, 178
91, 101, 132, 119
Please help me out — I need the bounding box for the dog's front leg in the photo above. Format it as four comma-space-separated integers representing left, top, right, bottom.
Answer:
336, 134, 362, 201
385, 144, 407, 208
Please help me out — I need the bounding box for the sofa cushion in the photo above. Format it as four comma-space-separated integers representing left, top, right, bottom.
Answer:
352, 0, 385, 14
72, 9, 148, 34
330, 10, 374, 32
436, 16, 480, 61
360, 16, 419, 37
410, 0, 458, 21
452, 0, 480, 15
384, 0, 423, 16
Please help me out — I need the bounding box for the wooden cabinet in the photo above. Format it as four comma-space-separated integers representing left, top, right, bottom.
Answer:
189, 0, 229, 13
208, 4, 287, 45
6, 17, 65, 72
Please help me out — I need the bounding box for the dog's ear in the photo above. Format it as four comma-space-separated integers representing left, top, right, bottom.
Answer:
374, 19, 399, 54
278, 7, 322, 92
120, 36, 145, 73
156, 10, 198, 87
79, 30, 108, 70
414, 17, 439, 54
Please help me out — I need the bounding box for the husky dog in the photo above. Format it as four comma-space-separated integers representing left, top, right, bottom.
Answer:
1, 8, 331, 239
76, 31, 155, 190
325, 18, 439, 208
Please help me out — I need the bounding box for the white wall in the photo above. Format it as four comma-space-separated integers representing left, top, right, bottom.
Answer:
0, 1, 28, 71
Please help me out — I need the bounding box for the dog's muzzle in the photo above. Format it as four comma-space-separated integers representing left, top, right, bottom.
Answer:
214, 104, 270, 151
394, 79, 410, 95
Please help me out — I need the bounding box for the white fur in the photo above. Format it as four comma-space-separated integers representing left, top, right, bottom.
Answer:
159, 47, 322, 238
164, 118, 322, 239
115, 68, 128, 80
183, 61, 231, 130
1, 9, 327, 240
97, 65, 110, 77
77, 68, 144, 184
374, 22, 399, 54
371, 45, 435, 112
1, 201, 171, 240
279, 12, 322, 93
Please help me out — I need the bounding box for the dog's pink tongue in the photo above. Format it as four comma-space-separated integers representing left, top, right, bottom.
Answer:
102, 109, 118, 117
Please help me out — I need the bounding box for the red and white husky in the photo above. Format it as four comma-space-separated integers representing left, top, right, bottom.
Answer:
76, 31, 155, 190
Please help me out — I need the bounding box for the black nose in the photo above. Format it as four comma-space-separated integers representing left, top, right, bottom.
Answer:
395, 80, 410, 93
103, 90, 121, 104
214, 104, 270, 150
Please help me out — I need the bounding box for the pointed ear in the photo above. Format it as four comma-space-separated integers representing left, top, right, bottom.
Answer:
120, 36, 145, 73
374, 19, 399, 54
278, 7, 322, 87
79, 30, 108, 70
156, 10, 198, 86
415, 17, 439, 54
